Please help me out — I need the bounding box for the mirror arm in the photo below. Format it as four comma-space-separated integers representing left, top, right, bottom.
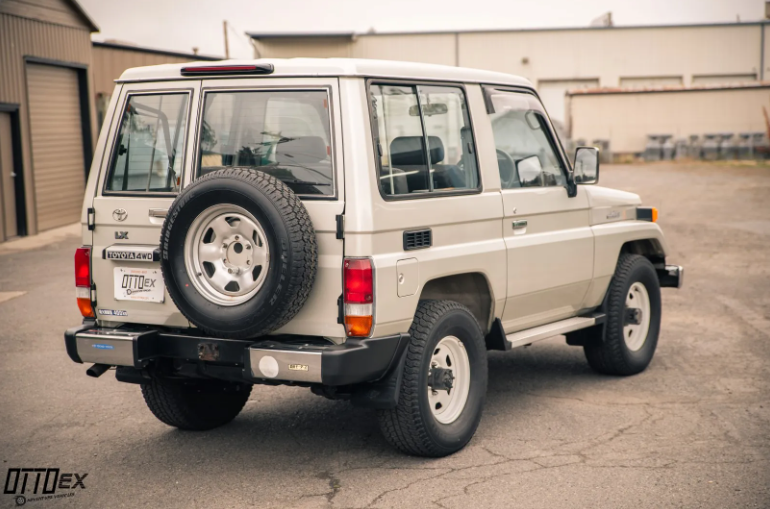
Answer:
566, 171, 578, 198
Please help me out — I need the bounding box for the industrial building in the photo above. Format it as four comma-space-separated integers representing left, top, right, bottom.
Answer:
0, 0, 216, 242
1, 0, 768, 243
249, 21, 770, 156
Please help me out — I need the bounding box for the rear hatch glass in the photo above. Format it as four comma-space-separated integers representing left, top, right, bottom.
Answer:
198, 90, 334, 197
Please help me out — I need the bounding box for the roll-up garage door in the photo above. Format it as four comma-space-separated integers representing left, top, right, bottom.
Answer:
26, 63, 86, 232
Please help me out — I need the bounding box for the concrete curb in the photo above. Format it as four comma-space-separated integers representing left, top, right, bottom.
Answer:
0, 223, 80, 256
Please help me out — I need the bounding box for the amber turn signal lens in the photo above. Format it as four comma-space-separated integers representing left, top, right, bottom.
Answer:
77, 297, 95, 318
651, 207, 658, 223
345, 315, 373, 337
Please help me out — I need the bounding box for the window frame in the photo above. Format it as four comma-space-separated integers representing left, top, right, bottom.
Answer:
102, 89, 193, 197
482, 85, 574, 192
193, 85, 338, 201
366, 78, 482, 202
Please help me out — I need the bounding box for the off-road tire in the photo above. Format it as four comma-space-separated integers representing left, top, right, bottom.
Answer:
141, 374, 252, 431
160, 168, 316, 339
584, 254, 662, 376
377, 300, 488, 457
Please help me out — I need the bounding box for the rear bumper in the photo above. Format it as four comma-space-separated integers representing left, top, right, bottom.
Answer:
658, 264, 684, 288
64, 323, 409, 386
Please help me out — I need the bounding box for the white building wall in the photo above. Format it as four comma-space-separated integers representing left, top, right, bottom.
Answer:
569, 86, 770, 153
251, 23, 768, 142
351, 34, 456, 66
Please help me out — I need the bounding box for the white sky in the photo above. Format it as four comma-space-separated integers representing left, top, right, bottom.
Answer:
80, 0, 764, 59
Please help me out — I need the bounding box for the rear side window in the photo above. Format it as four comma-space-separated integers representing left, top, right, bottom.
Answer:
370, 83, 479, 198
197, 90, 334, 197
106, 93, 189, 193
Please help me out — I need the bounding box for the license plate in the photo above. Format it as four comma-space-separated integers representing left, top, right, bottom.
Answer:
113, 267, 165, 303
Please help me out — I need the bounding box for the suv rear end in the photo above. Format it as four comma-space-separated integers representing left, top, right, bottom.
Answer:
85, 67, 346, 336
69, 63, 413, 392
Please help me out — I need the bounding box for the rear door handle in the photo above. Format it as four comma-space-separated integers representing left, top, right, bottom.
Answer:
512, 220, 528, 229
149, 208, 168, 218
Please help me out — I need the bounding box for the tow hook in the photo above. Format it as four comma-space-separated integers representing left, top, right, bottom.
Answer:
428, 367, 454, 392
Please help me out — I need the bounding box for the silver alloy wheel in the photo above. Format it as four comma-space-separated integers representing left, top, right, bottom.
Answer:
624, 281, 651, 351
428, 335, 471, 425
184, 204, 270, 306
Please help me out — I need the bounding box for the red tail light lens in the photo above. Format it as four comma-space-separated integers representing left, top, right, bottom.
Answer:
75, 247, 91, 287
343, 258, 373, 337
344, 258, 373, 304
75, 247, 94, 318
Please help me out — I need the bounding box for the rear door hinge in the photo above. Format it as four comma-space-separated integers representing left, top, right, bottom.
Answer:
87, 207, 95, 231
335, 214, 344, 240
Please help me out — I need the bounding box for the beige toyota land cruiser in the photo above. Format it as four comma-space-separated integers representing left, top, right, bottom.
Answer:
65, 58, 682, 457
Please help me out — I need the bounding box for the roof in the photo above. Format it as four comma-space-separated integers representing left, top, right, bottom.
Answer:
247, 20, 770, 40
67, 0, 99, 32
92, 40, 221, 61
117, 58, 534, 88
568, 81, 770, 96
248, 32, 355, 40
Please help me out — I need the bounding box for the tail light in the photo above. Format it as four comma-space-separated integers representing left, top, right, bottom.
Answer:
343, 258, 373, 337
75, 247, 94, 318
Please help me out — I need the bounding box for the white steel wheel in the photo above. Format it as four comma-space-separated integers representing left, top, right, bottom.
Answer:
428, 335, 471, 425
624, 282, 651, 351
184, 204, 270, 306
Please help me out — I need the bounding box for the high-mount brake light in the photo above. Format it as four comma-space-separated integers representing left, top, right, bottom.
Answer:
180, 64, 275, 76
343, 258, 374, 337
75, 247, 94, 318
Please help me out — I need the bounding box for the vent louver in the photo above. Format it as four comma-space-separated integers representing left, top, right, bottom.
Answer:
403, 229, 432, 251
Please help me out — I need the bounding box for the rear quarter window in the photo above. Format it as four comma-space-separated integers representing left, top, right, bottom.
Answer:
105, 93, 190, 193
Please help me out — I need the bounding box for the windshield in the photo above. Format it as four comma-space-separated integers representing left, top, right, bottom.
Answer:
197, 90, 334, 196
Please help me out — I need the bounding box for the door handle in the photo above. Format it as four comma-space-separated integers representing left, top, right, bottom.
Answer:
148, 208, 168, 218
512, 220, 528, 230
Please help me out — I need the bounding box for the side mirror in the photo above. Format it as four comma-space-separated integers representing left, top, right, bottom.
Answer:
516, 155, 543, 187
573, 146, 600, 185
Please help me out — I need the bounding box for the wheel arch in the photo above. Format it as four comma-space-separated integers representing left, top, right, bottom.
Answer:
418, 272, 495, 334
620, 238, 666, 267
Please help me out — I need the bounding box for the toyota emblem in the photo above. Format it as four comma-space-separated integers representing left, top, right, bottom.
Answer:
113, 208, 128, 222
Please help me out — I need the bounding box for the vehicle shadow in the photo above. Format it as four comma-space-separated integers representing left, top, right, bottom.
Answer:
104, 342, 607, 474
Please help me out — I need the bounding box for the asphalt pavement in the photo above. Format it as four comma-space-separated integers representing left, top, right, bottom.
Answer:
1, 162, 768, 508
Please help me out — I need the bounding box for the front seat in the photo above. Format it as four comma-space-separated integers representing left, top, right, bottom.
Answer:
389, 136, 445, 192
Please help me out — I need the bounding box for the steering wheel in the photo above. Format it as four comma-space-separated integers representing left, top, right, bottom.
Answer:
496, 149, 517, 188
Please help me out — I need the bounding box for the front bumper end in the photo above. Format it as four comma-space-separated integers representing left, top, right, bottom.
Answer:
64, 323, 409, 386
658, 264, 684, 288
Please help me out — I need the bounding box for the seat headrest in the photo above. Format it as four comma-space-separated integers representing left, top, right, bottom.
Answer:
275, 136, 327, 164
390, 136, 445, 166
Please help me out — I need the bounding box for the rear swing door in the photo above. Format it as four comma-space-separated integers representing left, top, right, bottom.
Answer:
90, 80, 201, 327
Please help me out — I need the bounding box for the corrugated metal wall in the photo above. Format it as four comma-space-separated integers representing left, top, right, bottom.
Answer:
92, 45, 196, 98
569, 86, 770, 153
0, 12, 93, 235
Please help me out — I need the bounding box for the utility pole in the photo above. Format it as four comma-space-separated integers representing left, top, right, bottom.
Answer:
223, 20, 230, 59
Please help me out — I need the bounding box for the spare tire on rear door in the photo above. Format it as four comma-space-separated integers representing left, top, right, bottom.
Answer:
160, 168, 317, 339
